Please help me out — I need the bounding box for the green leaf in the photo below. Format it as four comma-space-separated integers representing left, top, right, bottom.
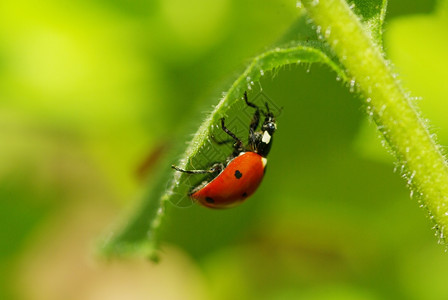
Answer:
347, 0, 387, 43
101, 0, 398, 259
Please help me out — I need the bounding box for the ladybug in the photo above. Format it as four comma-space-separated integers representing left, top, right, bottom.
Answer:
172, 91, 277, 209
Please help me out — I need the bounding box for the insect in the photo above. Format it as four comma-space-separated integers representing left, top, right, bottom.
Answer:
172, 91, 277, 209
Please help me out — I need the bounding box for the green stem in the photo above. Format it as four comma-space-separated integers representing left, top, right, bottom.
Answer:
301, 0, 448, 242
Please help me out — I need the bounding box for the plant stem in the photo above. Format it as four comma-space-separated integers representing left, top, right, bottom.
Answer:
301, 0, 448, 242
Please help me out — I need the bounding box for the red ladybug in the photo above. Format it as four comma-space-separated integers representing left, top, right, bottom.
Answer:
172, 92, 277, 209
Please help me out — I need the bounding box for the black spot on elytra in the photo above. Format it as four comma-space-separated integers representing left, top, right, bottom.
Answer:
242, 192, 248, 198
205, 197, 214, 203
234, 170, 242, 179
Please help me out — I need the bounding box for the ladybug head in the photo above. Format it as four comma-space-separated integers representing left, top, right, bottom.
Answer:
252, 102, 277, 157
261, 103, 277, 136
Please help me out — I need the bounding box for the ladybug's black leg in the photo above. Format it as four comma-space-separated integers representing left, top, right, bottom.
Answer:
245, 92, 261, 134
220, 118, 244, 151
172, 162, 224, 174
243, 91, 258, 110
210, 135, 234, 145
264, 102, 271, 114
244, 92, 261, 149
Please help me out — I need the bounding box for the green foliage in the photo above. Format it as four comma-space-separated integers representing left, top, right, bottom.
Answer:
101, 0, 448, 259
4, 1, 448, 298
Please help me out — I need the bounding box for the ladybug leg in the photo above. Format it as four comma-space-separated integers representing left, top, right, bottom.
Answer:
264, 102, 271, 114
210, 134, 234, 145
244, 92, 261, 133
220, 118, 244, 151
243, 91, 258, 110
172, 163, 224, 174
244, 92, 261, 150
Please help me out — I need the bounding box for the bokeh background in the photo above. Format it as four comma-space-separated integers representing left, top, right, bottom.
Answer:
2, 0, 448, 299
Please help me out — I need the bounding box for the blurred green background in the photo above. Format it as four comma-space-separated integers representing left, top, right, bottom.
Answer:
2, 0, 448, 299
